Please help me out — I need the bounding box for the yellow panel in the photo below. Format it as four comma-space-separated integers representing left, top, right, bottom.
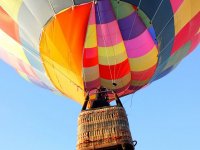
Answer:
17, 71, 30, 81
40, 4, 92, 104
84, 25, 97, 48
42, 55, 85, 104
0, 0, 22, 22
98, 42, 128, 65
83, 65, 99, 82
129, 46, 158, 71
0, 29, 29, 63
100, 73, 131, 89
174, 0, 200, 35
131, 79, 149, 86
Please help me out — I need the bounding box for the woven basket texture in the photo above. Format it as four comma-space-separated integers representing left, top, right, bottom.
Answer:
76, 106, 133, 150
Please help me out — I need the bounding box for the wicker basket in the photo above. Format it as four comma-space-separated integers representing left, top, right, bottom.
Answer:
76, 106, 133, 150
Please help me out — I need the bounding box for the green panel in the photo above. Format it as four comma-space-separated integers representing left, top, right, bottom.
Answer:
163, 42, 191, 70
137, 9, 151, 28
111, 0, 134, 20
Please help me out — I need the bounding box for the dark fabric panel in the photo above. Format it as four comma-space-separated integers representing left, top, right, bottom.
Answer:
152, 65, 175, 81
122, 0, 139, 6
74, 0, 92, 5
49, 0, 73, 13
156, 18, 175, 67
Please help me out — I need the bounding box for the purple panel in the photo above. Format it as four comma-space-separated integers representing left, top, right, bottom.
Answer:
118, 12, 146, 40
95, 0, 115, 24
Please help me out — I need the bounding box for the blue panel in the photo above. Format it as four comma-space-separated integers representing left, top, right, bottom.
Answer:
20, 38, 44, 72
148, 26, 157, 45
151, 65, 176, 81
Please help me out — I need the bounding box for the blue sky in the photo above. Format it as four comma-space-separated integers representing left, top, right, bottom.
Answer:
0, 46, 199, 150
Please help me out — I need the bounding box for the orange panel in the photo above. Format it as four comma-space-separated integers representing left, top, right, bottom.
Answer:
0, 7, 19, 43
40, 3, 92, 103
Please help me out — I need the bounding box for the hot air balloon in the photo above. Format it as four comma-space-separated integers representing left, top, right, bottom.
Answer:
0, 0, 199, 149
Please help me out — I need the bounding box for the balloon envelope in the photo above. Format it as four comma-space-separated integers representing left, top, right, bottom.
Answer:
0, 0, 199, 104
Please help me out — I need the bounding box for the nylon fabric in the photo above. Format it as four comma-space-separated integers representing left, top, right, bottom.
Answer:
0, 0, 199, 104
40, 3, 92, 103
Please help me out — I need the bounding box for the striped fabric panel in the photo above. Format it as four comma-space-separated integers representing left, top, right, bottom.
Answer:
114, 2, 158, 91
0, 0, 78, 95
0, 30, 58, 91
0, 0, 23, 22
171, 12, 200, 55
126, 0, 175, 84
0, 47, 54, 90
83, 4, 101, 90
0, 7, 20, 43
136, 9, 157, 44
0, 5, 58, 91
100, 73, 131, 94
153, 0, 200, 80
95, 0, 131, 91
173, 0, 199, 35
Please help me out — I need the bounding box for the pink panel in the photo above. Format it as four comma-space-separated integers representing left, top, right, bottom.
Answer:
170, 0, 183, 13
124, 29, 155, 58
0, 47, 10, 64
84, 78, 101, 90
88, 4, 96, 25
97, 20, 123, 47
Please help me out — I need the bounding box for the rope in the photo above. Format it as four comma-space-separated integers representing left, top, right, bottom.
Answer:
47, 0, 56, 15
157, 15, 174, 39
151, 0, 164, 22
127, 0, 142, 40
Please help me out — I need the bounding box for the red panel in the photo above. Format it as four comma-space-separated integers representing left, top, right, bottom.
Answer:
99, 59, 130, 80
83, 47, 98, 67
0, 7, 19, 43
171, 12, 200, 55
188, 33, 200, 54
131, 64, 157, 80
